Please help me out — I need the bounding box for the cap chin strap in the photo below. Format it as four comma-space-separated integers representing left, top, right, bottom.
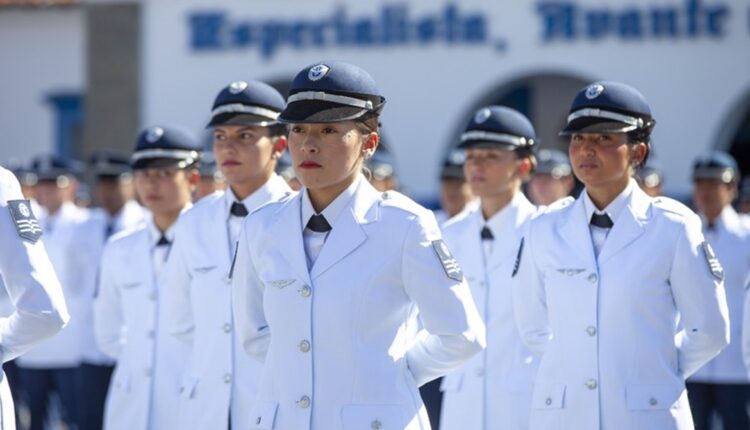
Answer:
131, 149, 199, 164
210, 103, 280, 121
288, 91, 374, 110
567, 108, 644, 129
460, 130, 532, 147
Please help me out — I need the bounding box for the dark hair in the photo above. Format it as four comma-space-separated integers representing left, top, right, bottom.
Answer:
355, 113, 380, 135
626, 117, 656, 168
268, 123, 287, 138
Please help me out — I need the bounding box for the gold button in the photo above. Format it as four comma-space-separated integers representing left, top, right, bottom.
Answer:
299, 340, 311, 353
297, 396, 311, 408
299, 285, 312, 297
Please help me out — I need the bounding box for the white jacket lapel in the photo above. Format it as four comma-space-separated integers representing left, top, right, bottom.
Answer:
597, 187, 649, 265
266, 194, 313, 285
558, 197, 597, 268
310, 181, 380, 280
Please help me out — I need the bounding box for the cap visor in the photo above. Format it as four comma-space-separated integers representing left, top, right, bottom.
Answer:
278, 100, 368, 124
560, 118, 635, 136
207, 112, 277, 128
457, 140, 518, 150
132, 157, 190, 170
36, 170, 74, 182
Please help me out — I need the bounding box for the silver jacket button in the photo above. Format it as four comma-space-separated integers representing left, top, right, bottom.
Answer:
585, 379, 598, 390
299, 285, 312, 297
587, 273, 598, 284
586, 326, 597, 336
297, 396, 311, 408
299, 340, 311, 353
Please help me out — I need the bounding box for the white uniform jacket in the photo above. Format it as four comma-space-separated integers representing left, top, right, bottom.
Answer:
440, 192, 539, 430
94, 219, 188, 430
163, 175, 291, 430
690, 206, 750, 384
232, 178, 485, 430
69, 201, 145, 365
0, 167, 69, 429
513, 182, 730, 430
17, 201, 88, 369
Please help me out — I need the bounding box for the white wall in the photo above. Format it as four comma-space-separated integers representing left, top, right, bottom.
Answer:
141, 0, 750, 199
0, 7, 85, 165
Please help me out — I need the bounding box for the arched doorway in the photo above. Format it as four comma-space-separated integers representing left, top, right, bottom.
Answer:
444, 73, 591, 158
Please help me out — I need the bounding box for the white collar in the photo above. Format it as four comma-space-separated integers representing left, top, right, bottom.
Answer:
146, 203, 191, 247
224, 173, 287, 216
300, 175, 362, 231
701, 205, 741, 232
478, 192, 529, 238
583, 178, 635, 225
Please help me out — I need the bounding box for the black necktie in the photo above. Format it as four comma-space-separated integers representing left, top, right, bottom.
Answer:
481, 226, 494, 241
104, 221, 115, 241
590, 213, 614, 229
307, 214, 332, 233
230, 202, 249, 217
156, 235, 171, 247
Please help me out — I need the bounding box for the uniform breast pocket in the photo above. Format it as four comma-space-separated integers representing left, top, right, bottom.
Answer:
259, 277, 302, 321
248, 401, 278, 430
179, 375, 199, 399
190, 264, 226, 294
340, 404, 412, 429
626, 384, 686, 430
532, 384, 566, 409
625, 383, 683, 410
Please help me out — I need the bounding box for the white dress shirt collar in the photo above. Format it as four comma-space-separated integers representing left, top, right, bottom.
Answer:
583, 178, 635, 225
300, 174, 362, 231
478, 192, 528, 239
225, 173, 287, 217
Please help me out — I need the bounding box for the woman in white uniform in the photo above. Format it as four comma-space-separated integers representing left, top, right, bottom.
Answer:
163, 80, 291, 430
94, 126, 200, 430
440, 106, 539, 430
231, 61, 485, 430
512, 81, 730, 430
0, 166, 69, 430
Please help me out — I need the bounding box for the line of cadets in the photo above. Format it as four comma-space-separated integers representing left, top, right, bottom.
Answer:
2, 62, 749, 430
